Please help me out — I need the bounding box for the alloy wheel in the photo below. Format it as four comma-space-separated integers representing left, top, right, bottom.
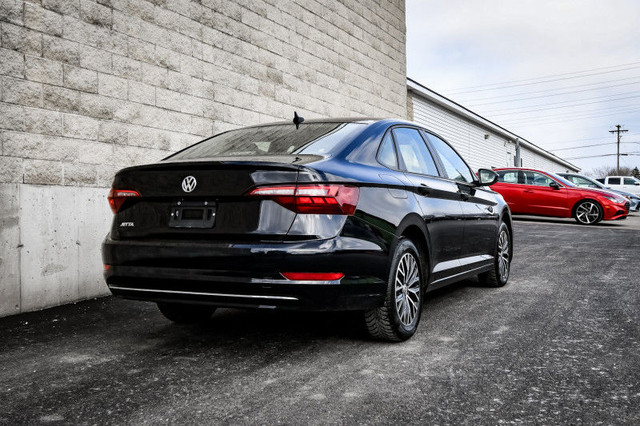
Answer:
576, 201, 600, 224
497, 229, 510, 282
394, 252, 421, 326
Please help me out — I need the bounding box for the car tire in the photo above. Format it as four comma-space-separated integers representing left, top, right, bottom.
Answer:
478, 222, 512, 288
573, 200, 603, 225
157, 303, 216, 324
364, 238, 424, 342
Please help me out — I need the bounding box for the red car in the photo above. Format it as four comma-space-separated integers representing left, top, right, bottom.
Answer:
491, 168, 629, 225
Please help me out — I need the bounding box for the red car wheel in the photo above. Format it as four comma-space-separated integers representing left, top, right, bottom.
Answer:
574, 200, 603, 225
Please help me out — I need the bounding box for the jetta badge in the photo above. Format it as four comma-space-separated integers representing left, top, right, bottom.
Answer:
181, 176, 197, 192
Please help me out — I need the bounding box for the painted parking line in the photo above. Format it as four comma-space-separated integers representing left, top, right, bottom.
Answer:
513, 214, 640, 231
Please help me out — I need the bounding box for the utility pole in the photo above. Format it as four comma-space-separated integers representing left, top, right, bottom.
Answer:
609, 124, 628, 174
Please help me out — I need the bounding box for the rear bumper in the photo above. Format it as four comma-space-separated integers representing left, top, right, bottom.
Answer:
102, 235, 389, 311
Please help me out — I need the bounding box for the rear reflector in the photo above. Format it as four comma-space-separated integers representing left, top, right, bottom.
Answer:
248, 184, 359, 215
281, 272, 344, 281
103, 264, 110, 271
108, 188, 140, 213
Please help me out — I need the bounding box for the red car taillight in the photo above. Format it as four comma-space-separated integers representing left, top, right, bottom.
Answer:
107, 188, 140, 213
281, 272, 344, 281
248, 184, 359, 215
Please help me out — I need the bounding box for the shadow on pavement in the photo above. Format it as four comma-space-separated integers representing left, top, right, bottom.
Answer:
146, 279, 478, 345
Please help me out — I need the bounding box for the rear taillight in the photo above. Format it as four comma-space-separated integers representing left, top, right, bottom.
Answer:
248, 184, 359, 215
281, 272, 344, 281
107, 188, 140, 213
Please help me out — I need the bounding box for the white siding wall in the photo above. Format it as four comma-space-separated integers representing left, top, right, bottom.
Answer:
519, 147, 570, 172
410, 93, 573, 173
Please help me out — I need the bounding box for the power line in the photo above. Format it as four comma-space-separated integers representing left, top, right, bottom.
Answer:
552, 142, 616, 151
519, 123, 636, 133
499, 104, 640, 123
567, 154, 640, 160
447, 61, 640, 91
564, 153, 618, 160
505, 112, 640, 127
542, 133, 640, 146
501, 105, 640, 126
467, 80, 640, 107
483, 91, 640, 115
500, 108, 640, 128
487, 93, 640, 116
448, 64, 640, 95
458, 75, 640, 103
505, 107, 640, 124
551, 141, 639, 152
563, 153, 638, 160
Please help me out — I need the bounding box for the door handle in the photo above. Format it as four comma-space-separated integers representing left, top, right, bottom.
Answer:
418, 184, 430, 196
523, 189, 534, 193
459, 192, 470, 201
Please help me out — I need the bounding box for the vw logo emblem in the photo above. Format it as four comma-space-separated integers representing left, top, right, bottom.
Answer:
181, 176, 197, 192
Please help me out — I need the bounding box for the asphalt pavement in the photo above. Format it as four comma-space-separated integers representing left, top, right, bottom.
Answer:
1, 215, 639, 425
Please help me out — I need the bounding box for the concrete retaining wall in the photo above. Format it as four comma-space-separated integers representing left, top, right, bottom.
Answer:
1, 184, 111, 316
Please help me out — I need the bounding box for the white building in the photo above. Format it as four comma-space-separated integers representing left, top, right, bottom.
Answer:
407, 78, 579, 173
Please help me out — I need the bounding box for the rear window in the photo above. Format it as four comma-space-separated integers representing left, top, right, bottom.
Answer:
167, 123, 365, 160
546, 172, 575, 187
568, 176, 599, 188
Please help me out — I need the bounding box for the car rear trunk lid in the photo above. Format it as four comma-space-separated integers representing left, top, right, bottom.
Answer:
110, 158, 312, 241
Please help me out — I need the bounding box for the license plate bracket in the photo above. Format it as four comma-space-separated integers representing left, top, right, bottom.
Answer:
169, 201, 216, 228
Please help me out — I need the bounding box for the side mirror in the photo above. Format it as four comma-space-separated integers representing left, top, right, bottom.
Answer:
634, 182, 640, 186
477, 168, 498, 186
549, 181, 561, 190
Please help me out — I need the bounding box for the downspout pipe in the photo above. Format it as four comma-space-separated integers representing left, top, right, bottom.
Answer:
514, 138, 521, 167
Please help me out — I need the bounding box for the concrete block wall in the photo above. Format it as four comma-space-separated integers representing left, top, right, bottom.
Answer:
0, 0, 408, 316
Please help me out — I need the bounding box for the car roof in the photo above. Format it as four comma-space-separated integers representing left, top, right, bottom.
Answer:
558, 172, 590, 178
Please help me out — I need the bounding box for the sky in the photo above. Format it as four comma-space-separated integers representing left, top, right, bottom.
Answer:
406, 0, 640, 174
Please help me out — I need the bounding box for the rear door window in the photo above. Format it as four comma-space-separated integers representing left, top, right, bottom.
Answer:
392, 128, 439, 176
497, 170, 520, 184
522, 171, 556, 187
608, 178, 621, 185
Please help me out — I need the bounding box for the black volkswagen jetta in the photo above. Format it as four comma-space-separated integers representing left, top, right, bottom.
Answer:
102, 118, 512, 341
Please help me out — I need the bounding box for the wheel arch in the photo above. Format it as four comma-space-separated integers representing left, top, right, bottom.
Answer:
394, 213, 431, 286
500, 207, 513, 237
